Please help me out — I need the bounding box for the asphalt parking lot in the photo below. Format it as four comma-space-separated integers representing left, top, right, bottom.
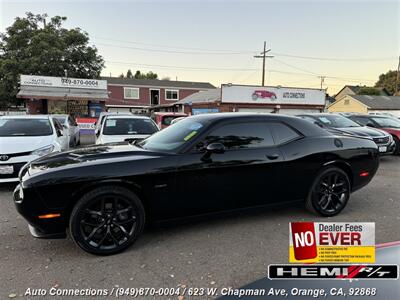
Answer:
0, 156, 399, 299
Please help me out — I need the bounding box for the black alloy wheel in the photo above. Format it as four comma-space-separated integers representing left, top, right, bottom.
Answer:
69, 186, 145, 255
306, 167, 350, 216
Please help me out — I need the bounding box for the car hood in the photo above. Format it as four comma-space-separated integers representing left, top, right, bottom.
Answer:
332, 126, 387, 138
27, 143, 165, 175
0, 135, 54, 154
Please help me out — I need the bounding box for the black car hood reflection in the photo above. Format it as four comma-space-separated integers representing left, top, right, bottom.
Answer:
29, 143, 163, 174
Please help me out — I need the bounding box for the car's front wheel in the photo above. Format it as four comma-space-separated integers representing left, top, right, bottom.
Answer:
69, 186, 145, 255
392, 135, 400, 155
306, 167, 350, 216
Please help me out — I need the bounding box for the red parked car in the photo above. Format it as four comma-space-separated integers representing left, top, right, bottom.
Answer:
153, 112, 188, 129
252, 90, 277, 100
348, 114, 400, 154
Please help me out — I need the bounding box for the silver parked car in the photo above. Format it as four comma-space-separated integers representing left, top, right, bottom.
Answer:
52, 114, 80, 147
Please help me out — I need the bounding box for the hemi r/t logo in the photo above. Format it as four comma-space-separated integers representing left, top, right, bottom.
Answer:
268, 265, 399, 280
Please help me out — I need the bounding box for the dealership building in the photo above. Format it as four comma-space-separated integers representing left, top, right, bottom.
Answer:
171, 84, 326, 115
102, 77, 216, 113
17, 75, 108, 117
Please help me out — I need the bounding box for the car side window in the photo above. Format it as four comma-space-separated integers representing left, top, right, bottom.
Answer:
352, 117, 369, 126
200, 122, 274, 150
269, 123, 301, 145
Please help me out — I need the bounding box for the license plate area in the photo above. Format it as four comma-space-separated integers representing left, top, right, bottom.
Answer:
379, 146, 387, 153
0, 165, 14, 174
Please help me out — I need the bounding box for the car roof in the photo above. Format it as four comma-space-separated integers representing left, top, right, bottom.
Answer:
105, 115, 152, 120
154, 112, 187, 116
1, 114, 50, 119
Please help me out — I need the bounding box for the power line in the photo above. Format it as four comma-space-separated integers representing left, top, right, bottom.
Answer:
93, 36, 397, 61
96, 42, 251, 55
270, 52, 397, 62
104, 60, 376, 83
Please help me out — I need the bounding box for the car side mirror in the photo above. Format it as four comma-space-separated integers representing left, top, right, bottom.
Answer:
56, 129, 63, 137
201, 143, 225, 162
366, 123, 375, 128
206, 142, 225, 154
63, 125, 68, 130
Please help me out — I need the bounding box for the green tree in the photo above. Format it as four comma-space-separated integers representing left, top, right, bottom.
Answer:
0, 12, 104, 108
134, 70, 158, 80
126, 69, 133, 78
358, 87, 381, 96
375, 70, 397, 95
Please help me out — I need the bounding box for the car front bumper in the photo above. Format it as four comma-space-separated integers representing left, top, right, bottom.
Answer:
377, 140, 396, 155
13, 184, 66, 239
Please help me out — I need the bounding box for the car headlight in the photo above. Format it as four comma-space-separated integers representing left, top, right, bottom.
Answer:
31, 145, 55, 156
388, 134, 393, 142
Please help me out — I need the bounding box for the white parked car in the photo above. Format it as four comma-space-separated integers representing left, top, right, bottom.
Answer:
52, 114, 80, 147
0, 115, 68, 183
96, 115, 159, 145
95, 112, 132, 136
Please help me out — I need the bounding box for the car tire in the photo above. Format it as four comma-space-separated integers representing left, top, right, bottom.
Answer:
305, 167, 350, 217
69, 186, 145, 255
392, 135, 400, 155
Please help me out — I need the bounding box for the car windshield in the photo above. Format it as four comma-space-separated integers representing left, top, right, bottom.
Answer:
103, 118, 158, 135
54, 117, 66, 125
316, 115, 360, 128
372, 117, 400, 128
139, 118, 206, 152
0, 118, 53, 136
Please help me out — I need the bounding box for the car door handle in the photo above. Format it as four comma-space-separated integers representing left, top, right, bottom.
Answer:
266, 153, 280, 160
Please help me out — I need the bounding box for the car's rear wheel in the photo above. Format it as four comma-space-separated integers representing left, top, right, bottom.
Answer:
69, 186, 145, 255
306, 167, 350, 216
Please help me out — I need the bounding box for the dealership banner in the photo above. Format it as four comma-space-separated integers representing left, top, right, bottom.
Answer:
221, 84, 325, 105
289, 222, 375, 263
76, 117, 97, 135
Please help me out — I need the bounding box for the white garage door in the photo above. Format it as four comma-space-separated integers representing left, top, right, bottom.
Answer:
278, 108, 320, 115
237, 107, 275, 113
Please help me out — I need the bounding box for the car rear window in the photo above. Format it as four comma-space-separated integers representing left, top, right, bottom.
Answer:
0, 118, 53, 136
269, 123, 301, 145
103, 118, 158, 135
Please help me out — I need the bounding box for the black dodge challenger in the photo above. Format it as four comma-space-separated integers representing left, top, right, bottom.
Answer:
13, 113, 379, 255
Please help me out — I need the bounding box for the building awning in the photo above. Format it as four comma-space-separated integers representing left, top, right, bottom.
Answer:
17, 86, 108, 101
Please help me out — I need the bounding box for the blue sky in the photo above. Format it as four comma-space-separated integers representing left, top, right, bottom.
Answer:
1, 0, 399, 94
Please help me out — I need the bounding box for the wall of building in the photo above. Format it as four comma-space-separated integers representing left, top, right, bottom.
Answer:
328, 96, 368, 113
107, 85, 203, 107
335, 87, 356, 101
184, 102, 324, 115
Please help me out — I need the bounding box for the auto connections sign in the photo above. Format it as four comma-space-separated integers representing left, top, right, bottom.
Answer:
220, 84, 325, 105
289, 222, 375, 263
20, 75, 107, 90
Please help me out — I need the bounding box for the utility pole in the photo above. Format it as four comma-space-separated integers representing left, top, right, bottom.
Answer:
254, 41, 274, 86
319, 76, 326, 89
395, 56, 400, 96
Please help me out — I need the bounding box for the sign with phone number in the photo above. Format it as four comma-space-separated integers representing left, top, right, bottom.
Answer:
20, 75, 107, 90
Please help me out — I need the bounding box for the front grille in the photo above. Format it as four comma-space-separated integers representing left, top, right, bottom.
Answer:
0, 151, 31, 161
373, 136, 389, 145
0, 162, 26, 179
